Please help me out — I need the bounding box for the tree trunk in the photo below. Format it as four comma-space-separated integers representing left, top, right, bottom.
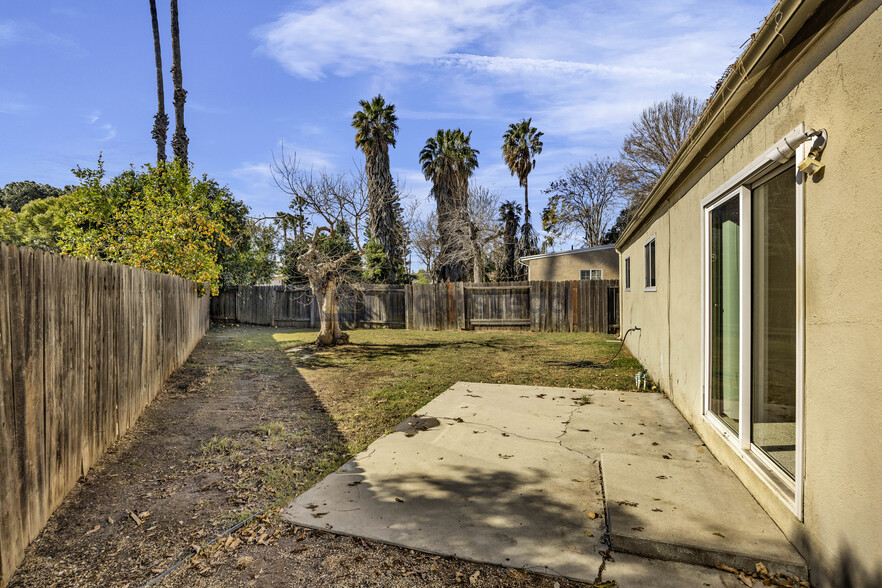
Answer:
170, 0, 188, 165
469, 221, 484, 282
311, 275, 349, 346
298, 228, 353, 346
523, 177, 529, 218
366, 147, 400, 284
149, 0, 168, 163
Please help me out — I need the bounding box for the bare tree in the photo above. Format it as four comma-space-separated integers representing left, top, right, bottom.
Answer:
270, 149, 368, 346
542, 156, 623, 248
406, 201, 440, 282
408, 187, 501, 283
618, 92, 703, 210
453, 186, 501, 283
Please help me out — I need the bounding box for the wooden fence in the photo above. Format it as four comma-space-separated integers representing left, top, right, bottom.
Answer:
405, 279, 619, 333
0, 243, 209, 586
217, 280, 618, 334
210, 284, 407, 329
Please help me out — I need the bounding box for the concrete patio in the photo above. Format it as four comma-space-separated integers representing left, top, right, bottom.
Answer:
283, 382, 807, 586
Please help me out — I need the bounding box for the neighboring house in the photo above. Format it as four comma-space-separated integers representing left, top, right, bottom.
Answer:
520, 244, 618, 282
616, 1, 881, 585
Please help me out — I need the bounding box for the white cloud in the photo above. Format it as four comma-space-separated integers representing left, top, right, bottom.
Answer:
0, 19, 80, 53
98, 123, 116, 142
0, 90, 31, 115
256, 0, 524, 79
231, 162, 273, 184
437, 54, 698, 82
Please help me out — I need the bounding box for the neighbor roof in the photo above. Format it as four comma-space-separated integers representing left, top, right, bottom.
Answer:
520, 244, 616, 262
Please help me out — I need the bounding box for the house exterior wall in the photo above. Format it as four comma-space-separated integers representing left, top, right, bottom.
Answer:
618, 5, 882, 585
525, 248, 619, 282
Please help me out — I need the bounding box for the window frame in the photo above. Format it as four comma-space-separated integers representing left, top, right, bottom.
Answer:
624, 256, 631, 291
580, 269, 602, 280
643, 236, 656, 292
700, 126, 807, 519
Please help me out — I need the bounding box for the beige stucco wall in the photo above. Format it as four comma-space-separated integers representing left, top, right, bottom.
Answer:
618, 6, 882, 585
525, 248, 619, 282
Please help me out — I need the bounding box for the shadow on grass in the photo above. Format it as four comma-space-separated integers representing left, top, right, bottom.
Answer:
292, 336, 518, 369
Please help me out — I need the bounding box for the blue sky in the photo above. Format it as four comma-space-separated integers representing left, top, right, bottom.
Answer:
1, 0, 771, 247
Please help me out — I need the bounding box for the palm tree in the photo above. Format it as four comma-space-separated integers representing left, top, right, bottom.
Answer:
419, 129, 479, 282
351, 94, 403, 283
502, 119, 543, 273
170, 0, 188, 165
502, 118, 543, 217
499, 201, 521, 280
149, 0, 168, 163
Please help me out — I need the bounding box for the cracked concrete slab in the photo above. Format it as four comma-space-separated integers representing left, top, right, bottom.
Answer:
601, 453, 808, 577
284, 383, 607, 582
283, 382, 803, 585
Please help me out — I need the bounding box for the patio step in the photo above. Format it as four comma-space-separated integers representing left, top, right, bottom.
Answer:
600, 452, 808, 578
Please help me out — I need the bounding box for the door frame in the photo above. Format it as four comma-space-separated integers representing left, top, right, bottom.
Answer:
699, 129, 806, 519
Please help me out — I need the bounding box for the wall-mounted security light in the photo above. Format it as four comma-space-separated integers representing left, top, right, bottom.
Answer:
763, 127, 827, 169
797, 129, 827, 176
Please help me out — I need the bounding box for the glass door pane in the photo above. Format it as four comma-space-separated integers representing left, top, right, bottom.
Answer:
709, 195, 740, 434
751, 168, 797, 478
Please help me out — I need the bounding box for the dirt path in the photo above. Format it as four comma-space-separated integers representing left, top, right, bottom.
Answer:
9, 326, 590, 587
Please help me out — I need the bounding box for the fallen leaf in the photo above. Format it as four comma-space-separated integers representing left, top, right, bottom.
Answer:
713, 532, 725, 538
715, 563, 739, 574
85, 525, 100, 535
469, 570, 481, 585
395, 497, 405, 503
755, 562, 768, 576
587, 512, 599, 519
128, 510, 143, 526
584, 530, 594, 537
738, 572, 754, 586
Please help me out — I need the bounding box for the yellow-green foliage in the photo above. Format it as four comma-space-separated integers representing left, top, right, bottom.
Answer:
58, 158, 233, 293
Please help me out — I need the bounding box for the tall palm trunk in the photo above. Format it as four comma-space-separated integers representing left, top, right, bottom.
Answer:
149, 0, 168, 163
170, 0, 188, 165
366, 147, 400, 282
523, 177, 529, 217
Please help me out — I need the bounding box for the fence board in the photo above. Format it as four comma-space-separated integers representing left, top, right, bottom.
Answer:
406, 280, 618, 334
217, 280, 619, 336
0, 244, 208, 587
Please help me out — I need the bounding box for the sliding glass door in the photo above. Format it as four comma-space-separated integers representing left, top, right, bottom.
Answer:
709, 194, 741, 434
751, 168, 797, 479
704, 162, 801, 500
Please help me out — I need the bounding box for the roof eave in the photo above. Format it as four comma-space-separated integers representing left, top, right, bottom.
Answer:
615, 0, 822, 251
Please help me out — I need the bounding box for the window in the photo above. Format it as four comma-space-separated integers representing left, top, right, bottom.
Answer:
624, 256, 631, 291
644, 238, 656, 290
580, 269, 602, 280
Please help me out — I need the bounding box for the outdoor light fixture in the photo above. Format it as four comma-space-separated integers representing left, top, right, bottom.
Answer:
797, 129, 828, 176
763, 127, 827, 169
